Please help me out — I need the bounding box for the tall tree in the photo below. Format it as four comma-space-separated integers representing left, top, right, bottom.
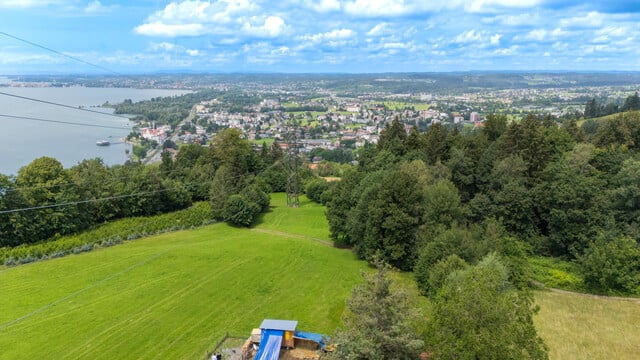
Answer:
331, 262, 424, 360
483, 113, 508, 141
584, 98, 598, 119
377, 116, 407, 156
622, 92, 640, 112
15, 157, 81, 242
427, 254, 548, 360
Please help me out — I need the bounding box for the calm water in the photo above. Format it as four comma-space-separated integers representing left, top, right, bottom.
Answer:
0, 86, 190, 175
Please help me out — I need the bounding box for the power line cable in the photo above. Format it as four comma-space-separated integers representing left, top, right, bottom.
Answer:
0, 165, 270, 211
0, 189, 170, 214
0, 114, 131, 130
0, 91, 132, 120
0, 31, 124, 76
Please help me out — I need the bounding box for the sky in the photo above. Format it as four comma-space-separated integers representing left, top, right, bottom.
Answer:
1, 0, 639, 74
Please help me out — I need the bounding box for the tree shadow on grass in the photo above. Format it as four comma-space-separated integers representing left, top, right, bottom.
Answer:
250, 205, 275, 228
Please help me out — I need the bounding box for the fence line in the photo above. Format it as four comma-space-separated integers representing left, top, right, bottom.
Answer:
205, 332, 248, 359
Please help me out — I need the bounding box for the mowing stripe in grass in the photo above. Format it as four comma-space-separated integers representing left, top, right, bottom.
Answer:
0, 244, 182, 331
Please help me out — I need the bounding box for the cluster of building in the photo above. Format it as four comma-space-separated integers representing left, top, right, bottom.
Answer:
188, 96, 485, 152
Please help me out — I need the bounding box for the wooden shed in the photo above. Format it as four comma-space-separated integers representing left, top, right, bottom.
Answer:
260, 319, 298, 349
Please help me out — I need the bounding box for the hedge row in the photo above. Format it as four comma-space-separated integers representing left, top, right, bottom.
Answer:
1, 202, 213, 266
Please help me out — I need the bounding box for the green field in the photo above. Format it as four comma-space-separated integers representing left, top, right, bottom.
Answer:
0, 195, 366, 359
2, 194, 640, 359
535, 291, 640, 360
382, 101, 429, 111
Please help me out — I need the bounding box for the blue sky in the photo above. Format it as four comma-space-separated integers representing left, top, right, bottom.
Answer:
1, 0, 639, 74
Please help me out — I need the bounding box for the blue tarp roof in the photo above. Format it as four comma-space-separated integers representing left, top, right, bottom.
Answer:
294, 331, 329, 350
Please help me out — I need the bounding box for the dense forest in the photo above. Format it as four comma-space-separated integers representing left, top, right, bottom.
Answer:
321, 112, 640, 296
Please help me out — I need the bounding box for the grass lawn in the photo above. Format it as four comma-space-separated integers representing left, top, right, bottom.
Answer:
0, 194, 365, 359
535, 290, 640, 360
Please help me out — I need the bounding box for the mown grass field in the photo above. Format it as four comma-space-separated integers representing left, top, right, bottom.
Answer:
2, 194, 639, 359
535, 291, 640, 360
0, 194, 366, 359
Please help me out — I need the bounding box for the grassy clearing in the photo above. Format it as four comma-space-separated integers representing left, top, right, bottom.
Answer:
383, 101, 429, 111
255, 194, 331, 241
0, 194, 365, 359
535, 290, 640, 360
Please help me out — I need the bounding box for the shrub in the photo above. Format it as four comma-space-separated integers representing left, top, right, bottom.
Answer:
305, 178, 330, 203
240, 184, 271, 211
579, 236, 640, 295
223, 195, 261, 227
427, 254, 469, 297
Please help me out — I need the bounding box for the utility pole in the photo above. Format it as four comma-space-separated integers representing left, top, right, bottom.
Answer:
285, 121, 300, 208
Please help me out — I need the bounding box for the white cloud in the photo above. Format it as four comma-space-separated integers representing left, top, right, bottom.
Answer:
149, 42, 176, 51
324, 28, 355, 39
0, 0, 62, 8
299, 28, 355, 43
490, 33, 502, 45
454, 30, 483, 43
135, 0, 261, 37
492, 45, 519, 56
552, 41, 568, 51
186, 49, 200, 56
0, 51, 63, 64
367, 22, 390, 36
521, 27, 567, 42
560, 11, 604, 29
464, 0, 541, 12
483, 13, 540, 27
524, 29, 547, 41
242, 16, 287, 38
382, 42, 404, 49
344, 0, 410, 17
84, 0, 111, 13
135, 22, 205, 37
306, 0, 340, 12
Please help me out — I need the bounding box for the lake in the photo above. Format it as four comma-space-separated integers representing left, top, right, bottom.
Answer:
0, 86, 191, 175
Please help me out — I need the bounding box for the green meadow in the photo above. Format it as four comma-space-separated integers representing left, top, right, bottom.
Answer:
382, 101, 430, 111
1, 194, 639, 359
535, 291, 640, 360
0, 195, 366, 359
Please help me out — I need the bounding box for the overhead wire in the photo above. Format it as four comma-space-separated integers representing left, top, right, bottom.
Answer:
0, 31, 124, 76
0, 31, 137, 126
0, 113, 131, 130
0, 91, 132, 120
0, 189, 170, 214
0, 165, 269, 213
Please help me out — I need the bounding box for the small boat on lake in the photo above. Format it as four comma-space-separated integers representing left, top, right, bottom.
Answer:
96, 140, 110, 146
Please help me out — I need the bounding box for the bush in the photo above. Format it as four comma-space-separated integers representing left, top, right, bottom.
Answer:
427, 254, 468, 297
223, 195, 261, 227
240, 184, 271, 211
305, 178, 330, 204
579, 236, 640, 295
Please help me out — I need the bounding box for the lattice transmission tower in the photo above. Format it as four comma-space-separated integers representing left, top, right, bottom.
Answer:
285, 122, 300, 208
